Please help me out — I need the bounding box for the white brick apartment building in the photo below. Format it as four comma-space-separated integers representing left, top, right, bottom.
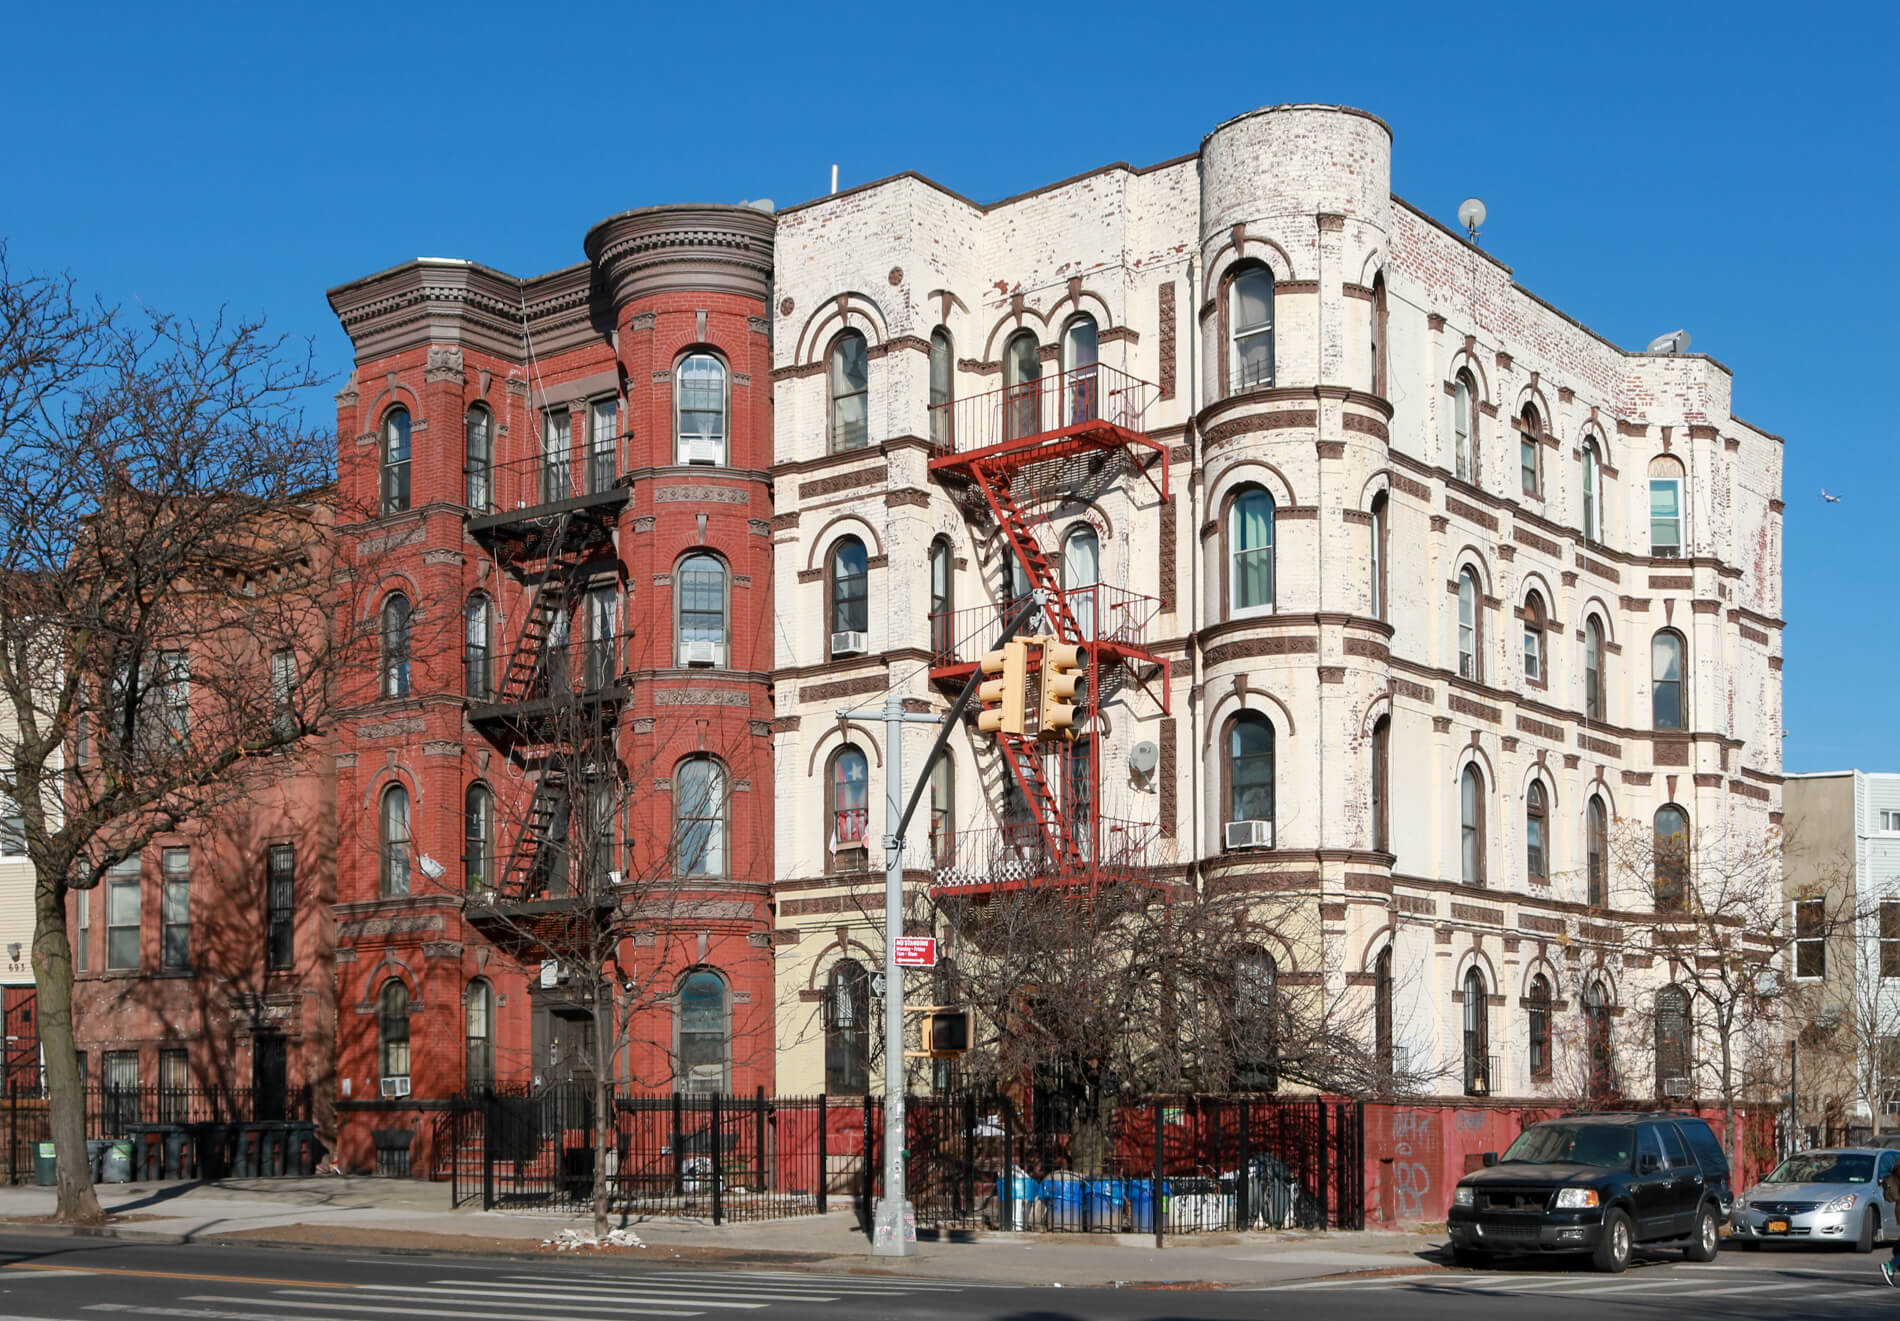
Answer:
765, 104, 1785, 1101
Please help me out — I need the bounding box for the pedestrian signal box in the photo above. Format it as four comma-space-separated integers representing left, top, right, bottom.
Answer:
920, 1009, 970, 1057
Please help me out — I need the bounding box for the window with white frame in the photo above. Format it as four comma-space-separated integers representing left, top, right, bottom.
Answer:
675, 354, 726, 465
1227, 488, 1275, 615
1881, 810, 1900, 833
1457, 570, 1481, 680
1453, 374, 1476, 483
1649, 457, 1684, 558
1229, 267, 1274, 391
160, 847, 190, 971
0, 795, 22, 857
1793, 897, 1826, 979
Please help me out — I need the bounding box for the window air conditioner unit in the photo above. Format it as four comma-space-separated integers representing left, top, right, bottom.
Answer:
831, 630, 869, 657
681, 435, 721, 466
682, 640, 723, 668
1225, 819, 1273, 851
380, 1076, 411, 1099
1663, 1077, 1691, 1099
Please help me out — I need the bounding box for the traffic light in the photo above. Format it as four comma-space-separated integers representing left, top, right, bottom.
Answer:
1038, 638, 1084, 740
920, 1009, 970, 1057
977, 638, 1030, 736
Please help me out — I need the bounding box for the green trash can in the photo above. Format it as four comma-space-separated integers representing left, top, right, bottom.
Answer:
32, 1141, 57, 1186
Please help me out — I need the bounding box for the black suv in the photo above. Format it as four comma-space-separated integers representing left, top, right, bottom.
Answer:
1447, 1113, 1733, 1273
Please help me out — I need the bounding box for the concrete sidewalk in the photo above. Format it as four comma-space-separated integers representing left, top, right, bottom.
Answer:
0, 1178, 1446, 1287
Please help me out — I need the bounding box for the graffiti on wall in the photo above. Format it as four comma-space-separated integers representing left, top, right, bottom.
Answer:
1389, 1108, 1440, 1219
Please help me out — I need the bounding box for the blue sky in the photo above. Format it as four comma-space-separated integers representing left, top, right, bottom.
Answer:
3, 1, 1892, 773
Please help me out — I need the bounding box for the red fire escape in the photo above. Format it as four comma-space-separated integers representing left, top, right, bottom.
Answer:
927, 362, 1171, 895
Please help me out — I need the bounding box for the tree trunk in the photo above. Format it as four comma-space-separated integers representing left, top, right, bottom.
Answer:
32, 873, 103, 1225
592, 980, 615, 1241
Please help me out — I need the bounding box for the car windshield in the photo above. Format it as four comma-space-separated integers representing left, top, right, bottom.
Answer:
1499, 1124, 1633, 1167
1764, 1154, 1873, 1184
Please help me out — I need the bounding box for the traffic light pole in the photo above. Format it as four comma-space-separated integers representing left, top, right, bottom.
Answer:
839, 592, 1043, 1258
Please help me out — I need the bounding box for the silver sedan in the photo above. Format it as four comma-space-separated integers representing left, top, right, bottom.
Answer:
1730, 1148, 1898, 1252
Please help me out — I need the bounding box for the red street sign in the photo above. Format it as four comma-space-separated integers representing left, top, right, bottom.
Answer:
893, 937, 937, 968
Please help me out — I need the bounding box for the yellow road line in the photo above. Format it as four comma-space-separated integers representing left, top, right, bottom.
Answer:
3, 1262, 354, 1289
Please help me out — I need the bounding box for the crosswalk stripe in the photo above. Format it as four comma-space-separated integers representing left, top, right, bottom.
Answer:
1266, 1274, 1421, 1291
349, 1284, 765, 1310
258, 1295, 701, 1320
1690, 1281, 1823, 1297
92, 1307, 361, 1321
1555, 1280, 1712, 1295
494, 1274, 852, 1299
619, 1271, 987, 1292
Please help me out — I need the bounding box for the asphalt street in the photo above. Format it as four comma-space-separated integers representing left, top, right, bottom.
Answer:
0, 1233, 1895, 1321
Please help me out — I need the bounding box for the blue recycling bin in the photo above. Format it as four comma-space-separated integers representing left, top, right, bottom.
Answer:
995, 1171, 1040, 1230
1087, 1178, 1127, 1230
1128, 1178, 1170, 1233
1044, 1174, 1087, 1229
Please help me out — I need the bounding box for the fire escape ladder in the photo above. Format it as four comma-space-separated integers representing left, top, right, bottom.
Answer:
499, 767, 567, 902
995, 733, 1082, 872
971, 466, 1079, 643
497, 583, 568, 705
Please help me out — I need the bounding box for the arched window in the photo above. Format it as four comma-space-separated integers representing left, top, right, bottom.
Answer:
1462, 967, 1490, 1095
1228, 487, 1275, 616
465, 979, 494, 1090
675, 756, 727, 878
381, 594, 412, 699
1648, 455, 1684, 558
1460, 764, 1485, 887
1225, 712, 1275, 840
1526, 781, 1548, 883
1655, 984, 1691, 1098
1003, 330, 1042, 441
1652, 631, 1685, 730
378, 980, 411, 1082
1369, 493, 1388, 621
1519, 405, 1542, 498
381, 408, 411, 514
1583, 980, 1613, 1096
380, 784, 411, 897
1523, 592, 1546, 686
1370, 273, 1388, 397
1457, 569, 1481, 681
1654, 805, 1690, 913
1587, 795, 1609, 907
675, 352, 727, 465
1370, 716, 1391, 854
1229, 266, 1274, 391
825, 959, 870, 1093
1584, 617, 1605, 722
1374, 946, 1394, 1086
464, 406, 492, 512
1235, 947, 1279, 1091
1062, 315, 1098, 425
928, 753, 954, 866
463, 782, 493, 894
1061, 525, 1099, 640
928, 329, 954, 447
828, 537, 868, 656
677, 553, 728, 666
928, 537, 954, 656
464, 595, 493, 701
1581, 439, 1602, 542
828, 332, 868, 453
1527, 974, 1553, 1080
827, 746, 869, 872
677, 969, 729, 1094
1452, 374, 1476, 483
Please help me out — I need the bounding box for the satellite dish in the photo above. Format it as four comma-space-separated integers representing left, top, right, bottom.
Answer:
1645, 330, 1692, 355
1129, 741, 1160, 775
1457, 197, 1487, 239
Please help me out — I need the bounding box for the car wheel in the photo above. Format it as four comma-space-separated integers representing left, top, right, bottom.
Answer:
1685, 1205, 1719, 1262
1856, 1209, 1878, 1254
1450, 1245, 1491, 1268
1594, 1207, 1633, 1273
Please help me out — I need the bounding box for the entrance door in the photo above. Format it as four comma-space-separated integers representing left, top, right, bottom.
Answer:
253, 1033, 288, 1122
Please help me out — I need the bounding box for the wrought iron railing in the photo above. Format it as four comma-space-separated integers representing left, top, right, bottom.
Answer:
928, 364, 1156, 457
473, 435, 628, 516
929, 584, 1161, 667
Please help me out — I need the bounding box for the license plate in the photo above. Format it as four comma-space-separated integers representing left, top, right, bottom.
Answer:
1765, 1218, 1789, 1234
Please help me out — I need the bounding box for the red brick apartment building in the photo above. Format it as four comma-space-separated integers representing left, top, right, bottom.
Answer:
324, 206, 778, 1170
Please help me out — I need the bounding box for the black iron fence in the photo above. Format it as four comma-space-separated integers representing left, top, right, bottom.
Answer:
907, 1093, 1363, 1234
2, 1082, 319, 1184
445, 1086, 1362, 1234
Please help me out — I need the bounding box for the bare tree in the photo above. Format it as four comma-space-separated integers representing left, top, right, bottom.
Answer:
1599, 816, 1839, 1170
0, 248, 354, 1223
